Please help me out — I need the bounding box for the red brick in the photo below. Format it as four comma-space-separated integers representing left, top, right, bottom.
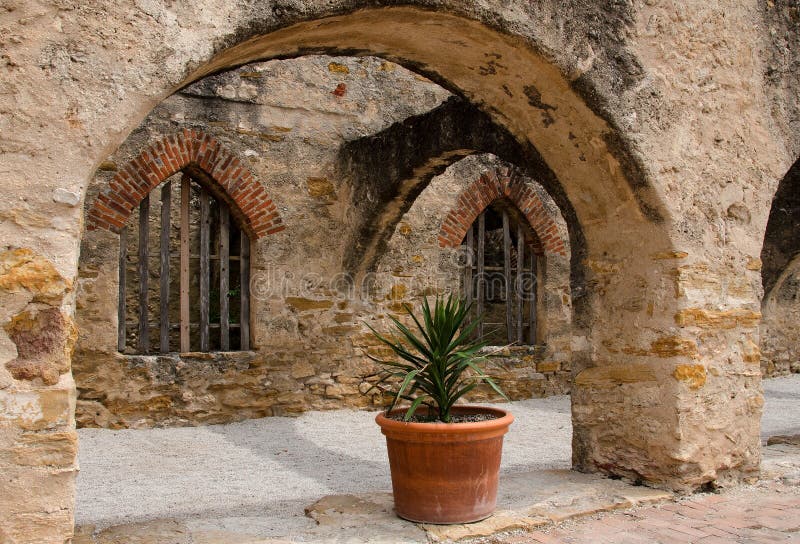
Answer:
265, 224, 286, 235
88, 130, 283, 240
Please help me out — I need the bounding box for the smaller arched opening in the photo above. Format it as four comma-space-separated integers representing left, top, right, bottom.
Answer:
438, 166, 569, 350
761, 157, 800, 377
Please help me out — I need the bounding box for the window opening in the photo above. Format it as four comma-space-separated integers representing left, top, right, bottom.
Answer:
461, 202, 541, 345
117, 174, 251, 354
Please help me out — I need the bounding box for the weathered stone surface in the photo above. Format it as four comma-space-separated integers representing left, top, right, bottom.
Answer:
424, 511, 549, 542
673, 364, 707, 390
5, 308, 77, 385
303, 492, 427, 542
285, 298, 335, 312
0, 386, 75, 431
12, 430, 78, 467
574, 365, 657, 387
73, 519, 299, 544
650, 336, 699, 359
675, 308, 762, 329
0, 248, 72, 305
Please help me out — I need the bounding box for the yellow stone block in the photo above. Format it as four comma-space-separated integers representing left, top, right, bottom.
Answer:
537, 361, 560, 373
388, 284, 407, 300
13, 430, 77, 467
306, 177, 336, 198
327, 62, 350, 74
746, 257, 762, 271
0, 248, 71, 304
285, 297, 334, 311
0, 387, 74, 431
674, 308, 761, 329
649, 336, 699, 358
575, 364, 657, 387
673, 364, 706, 389
651, 251, 689, 260
291, 362, 316, 379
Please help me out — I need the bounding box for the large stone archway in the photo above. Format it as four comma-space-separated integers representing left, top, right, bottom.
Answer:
0, 3, 789, 541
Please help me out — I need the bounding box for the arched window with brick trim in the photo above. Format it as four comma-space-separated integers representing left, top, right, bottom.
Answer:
461, 201, 543, 345
439, 167, 569, 346
118, 174, 252, 354
87, 129, 284, 354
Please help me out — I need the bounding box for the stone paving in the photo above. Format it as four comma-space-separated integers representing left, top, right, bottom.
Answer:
482, 442, 800, 544
488, 482, 800, 544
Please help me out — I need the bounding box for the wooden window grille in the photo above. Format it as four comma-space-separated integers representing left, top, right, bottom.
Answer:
461, 202, 542, 345
118, 174, 251, 354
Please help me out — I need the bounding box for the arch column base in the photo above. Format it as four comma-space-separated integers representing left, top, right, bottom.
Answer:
571, 351, 762, 491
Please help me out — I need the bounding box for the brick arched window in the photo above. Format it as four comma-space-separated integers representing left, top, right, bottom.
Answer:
87, 130, 285, 354
439, 168, 567, 345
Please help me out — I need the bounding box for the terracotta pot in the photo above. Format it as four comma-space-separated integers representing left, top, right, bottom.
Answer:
375, 405, 514, 524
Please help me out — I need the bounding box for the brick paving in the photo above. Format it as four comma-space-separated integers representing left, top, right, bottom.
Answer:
490, 482, 800, 544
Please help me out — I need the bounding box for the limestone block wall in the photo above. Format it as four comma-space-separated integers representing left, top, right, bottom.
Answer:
0, 249, 77, 543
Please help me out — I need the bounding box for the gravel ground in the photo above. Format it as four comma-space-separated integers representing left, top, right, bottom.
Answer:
76, 374, 800, 533
762, 373, 800, 440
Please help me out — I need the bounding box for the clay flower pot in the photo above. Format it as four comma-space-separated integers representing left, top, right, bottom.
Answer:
376, 405, 514, 524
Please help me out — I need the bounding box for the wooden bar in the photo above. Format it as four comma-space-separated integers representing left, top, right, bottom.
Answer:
502, 210, 512, 343
180, 175, 191, 352
219, 203, 230, 350
476, 211, 485, 338
159, 182, 171, 353
529, 253, 538, 345
464, 225, 474, 307
137, 194, 150, 353
516, 223, 524, 344
240, 232, 250, 350
199, 189, 210, 351
117, 227, 128, 352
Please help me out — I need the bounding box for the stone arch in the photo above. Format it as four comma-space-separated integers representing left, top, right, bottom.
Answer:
86, 129, 284, 238
438, 167, 567, 256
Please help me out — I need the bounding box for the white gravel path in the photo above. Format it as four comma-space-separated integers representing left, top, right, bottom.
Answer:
76, 375, 800, 533
762, 373, 800, 440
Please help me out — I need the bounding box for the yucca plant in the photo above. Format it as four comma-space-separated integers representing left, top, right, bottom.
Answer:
366, 294, 508, 423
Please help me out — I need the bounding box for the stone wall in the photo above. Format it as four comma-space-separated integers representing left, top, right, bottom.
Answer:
0, 249, 77, 543
74, 58, 573, 428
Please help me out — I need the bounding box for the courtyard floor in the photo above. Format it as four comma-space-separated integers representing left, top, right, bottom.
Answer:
75, 374, 800, 543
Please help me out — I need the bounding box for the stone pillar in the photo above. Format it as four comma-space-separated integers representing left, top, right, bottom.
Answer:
571, 244, 763, 490
0, 250, 78, 542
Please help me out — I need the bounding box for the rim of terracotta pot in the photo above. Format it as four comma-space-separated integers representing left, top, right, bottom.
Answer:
375, 405, 513, 443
